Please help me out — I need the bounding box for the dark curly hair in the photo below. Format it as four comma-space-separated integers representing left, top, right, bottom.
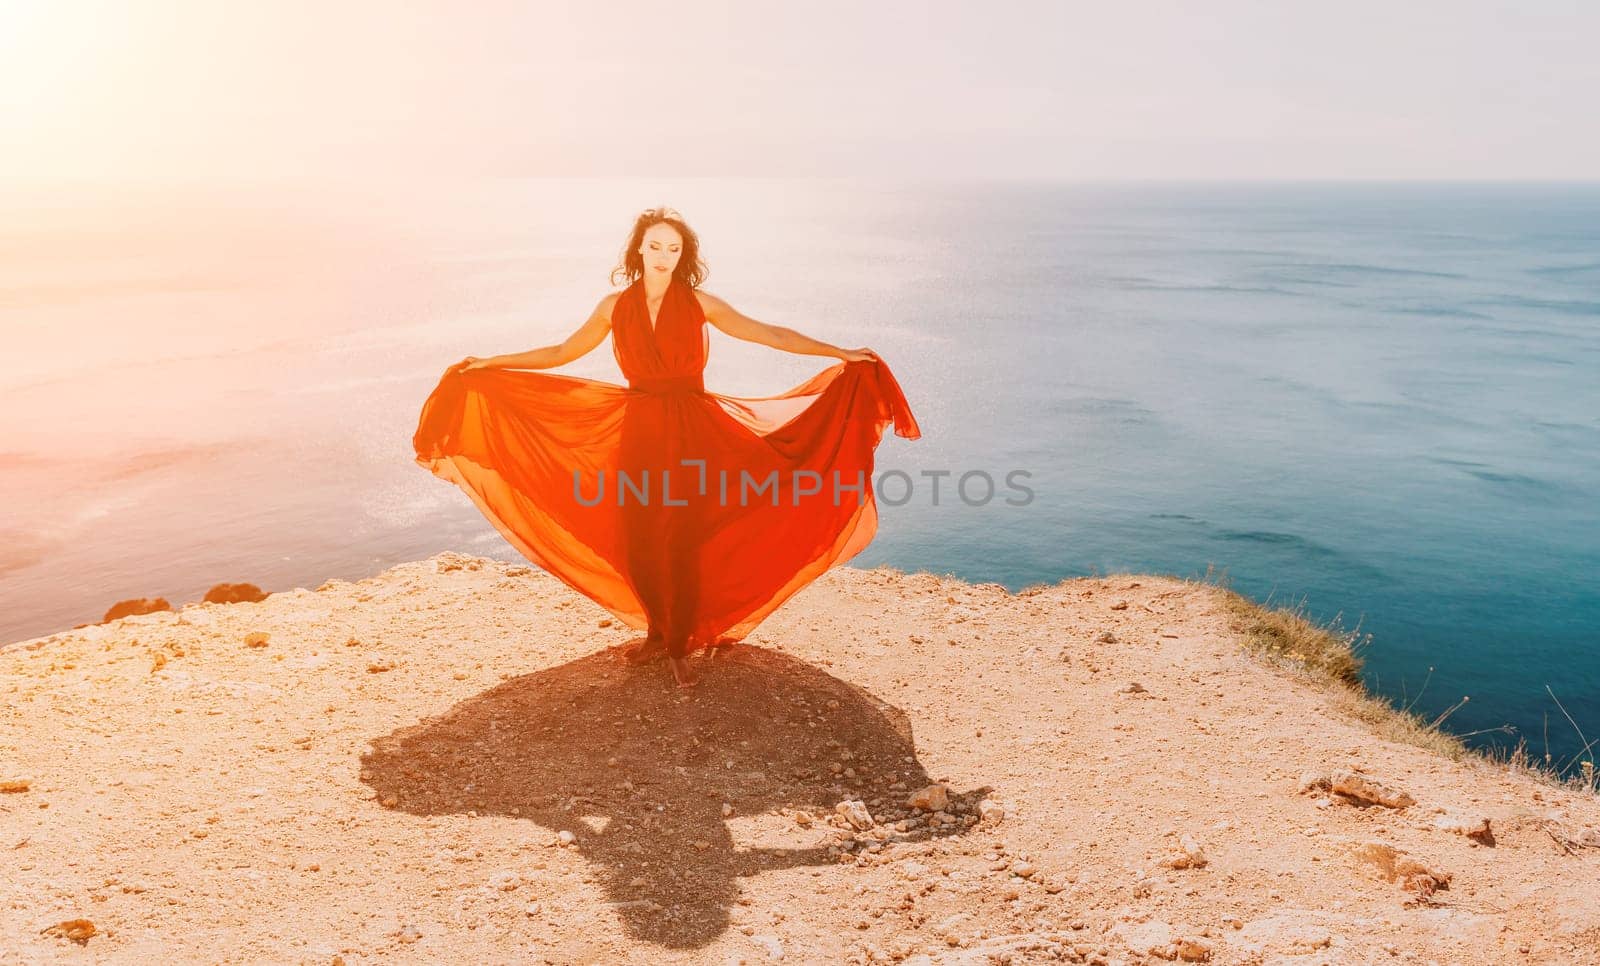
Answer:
609, 206, 710, 289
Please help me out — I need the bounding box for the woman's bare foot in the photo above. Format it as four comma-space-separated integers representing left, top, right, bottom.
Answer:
623, 632, 667, 665
669, 655, 699, 688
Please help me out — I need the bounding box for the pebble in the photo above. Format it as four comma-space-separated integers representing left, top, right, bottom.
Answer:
1161, 832, 1207, 869
41, 919, 96, 944
836, 800, 875, 830
1433, 812, 1493, 845
1350, 840, 1451, 898
907, 784, 949, 811
1300, 769, 1416, 808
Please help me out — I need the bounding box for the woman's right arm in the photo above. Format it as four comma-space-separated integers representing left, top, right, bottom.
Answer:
462, 294, 617, 370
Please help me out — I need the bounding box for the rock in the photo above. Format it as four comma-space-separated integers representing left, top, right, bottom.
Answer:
978, 798, 1007, 825
1300, 769, 1415, 808
1121, 682, 1147, 694
1095, 631, 1118, 644
557, 830, 576, 846
1112, 919, 1172, 955
40, 919, 96, 944
1176, 938, 1213, 961
202, 582, 267, 604
0, 778, 30, 793
907, 783, 949, 811
934, 912, 974, 947
1160, 833, 1208, 869
1010, 860, 1037, 878
1330, 771, 1415, 809
898, 860, 930, 879
836, 799, 875, 830
1350, 840, 1451, 899
243, 632, 270, 649
1110, 600, 1130, 610
436, 553, 483, 573
1433, 813, 1494, 845
102, 598, 171, 622
1297, 772, 1332, 794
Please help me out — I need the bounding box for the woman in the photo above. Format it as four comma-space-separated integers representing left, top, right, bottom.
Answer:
414, 207, 921, 688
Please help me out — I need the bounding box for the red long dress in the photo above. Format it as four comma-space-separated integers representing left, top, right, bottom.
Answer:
412, 275, 922, 657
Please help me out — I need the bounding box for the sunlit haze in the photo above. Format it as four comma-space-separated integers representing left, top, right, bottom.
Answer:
3, 0, 1599, 183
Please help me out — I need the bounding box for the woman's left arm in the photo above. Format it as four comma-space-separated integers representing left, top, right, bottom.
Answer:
698, 290, 877, 362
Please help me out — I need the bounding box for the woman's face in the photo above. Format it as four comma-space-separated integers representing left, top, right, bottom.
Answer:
638, 223, 683, 279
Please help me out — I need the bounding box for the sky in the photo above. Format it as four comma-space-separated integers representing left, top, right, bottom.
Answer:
2, 0, 1598, 182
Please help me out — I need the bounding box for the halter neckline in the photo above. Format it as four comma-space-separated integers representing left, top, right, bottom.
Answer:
637, 276, 674, 334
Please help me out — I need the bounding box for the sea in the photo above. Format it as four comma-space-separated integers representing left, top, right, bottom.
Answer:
2, 177, 1596, 776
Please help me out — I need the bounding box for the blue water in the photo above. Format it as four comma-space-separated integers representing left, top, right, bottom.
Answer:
862, 181, 1600, 777
3, 179, 1596, 775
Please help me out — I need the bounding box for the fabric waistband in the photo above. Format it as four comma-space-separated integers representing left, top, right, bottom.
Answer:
628, 374, 706, 394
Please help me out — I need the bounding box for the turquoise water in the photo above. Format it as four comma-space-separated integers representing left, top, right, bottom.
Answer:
860, 182, 1600, 777
3, 179, 1596, 774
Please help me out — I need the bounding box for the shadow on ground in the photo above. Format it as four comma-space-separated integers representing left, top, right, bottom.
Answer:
361, 641, 984, 949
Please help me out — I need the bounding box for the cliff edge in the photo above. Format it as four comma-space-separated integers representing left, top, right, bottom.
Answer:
3, 554, 1597, 964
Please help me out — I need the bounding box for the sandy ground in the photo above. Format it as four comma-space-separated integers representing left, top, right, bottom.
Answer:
3, 552, 1599, 965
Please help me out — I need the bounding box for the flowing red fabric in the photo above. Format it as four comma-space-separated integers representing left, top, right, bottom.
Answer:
412, 276, 922, 656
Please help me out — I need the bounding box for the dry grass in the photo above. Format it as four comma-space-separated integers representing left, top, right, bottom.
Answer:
910, 560, 1596, 799
1168, 563, 1598, 799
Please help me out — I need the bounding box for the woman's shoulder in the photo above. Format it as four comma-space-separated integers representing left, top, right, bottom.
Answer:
690, 287, 727, 314
591, 289, 625, 323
